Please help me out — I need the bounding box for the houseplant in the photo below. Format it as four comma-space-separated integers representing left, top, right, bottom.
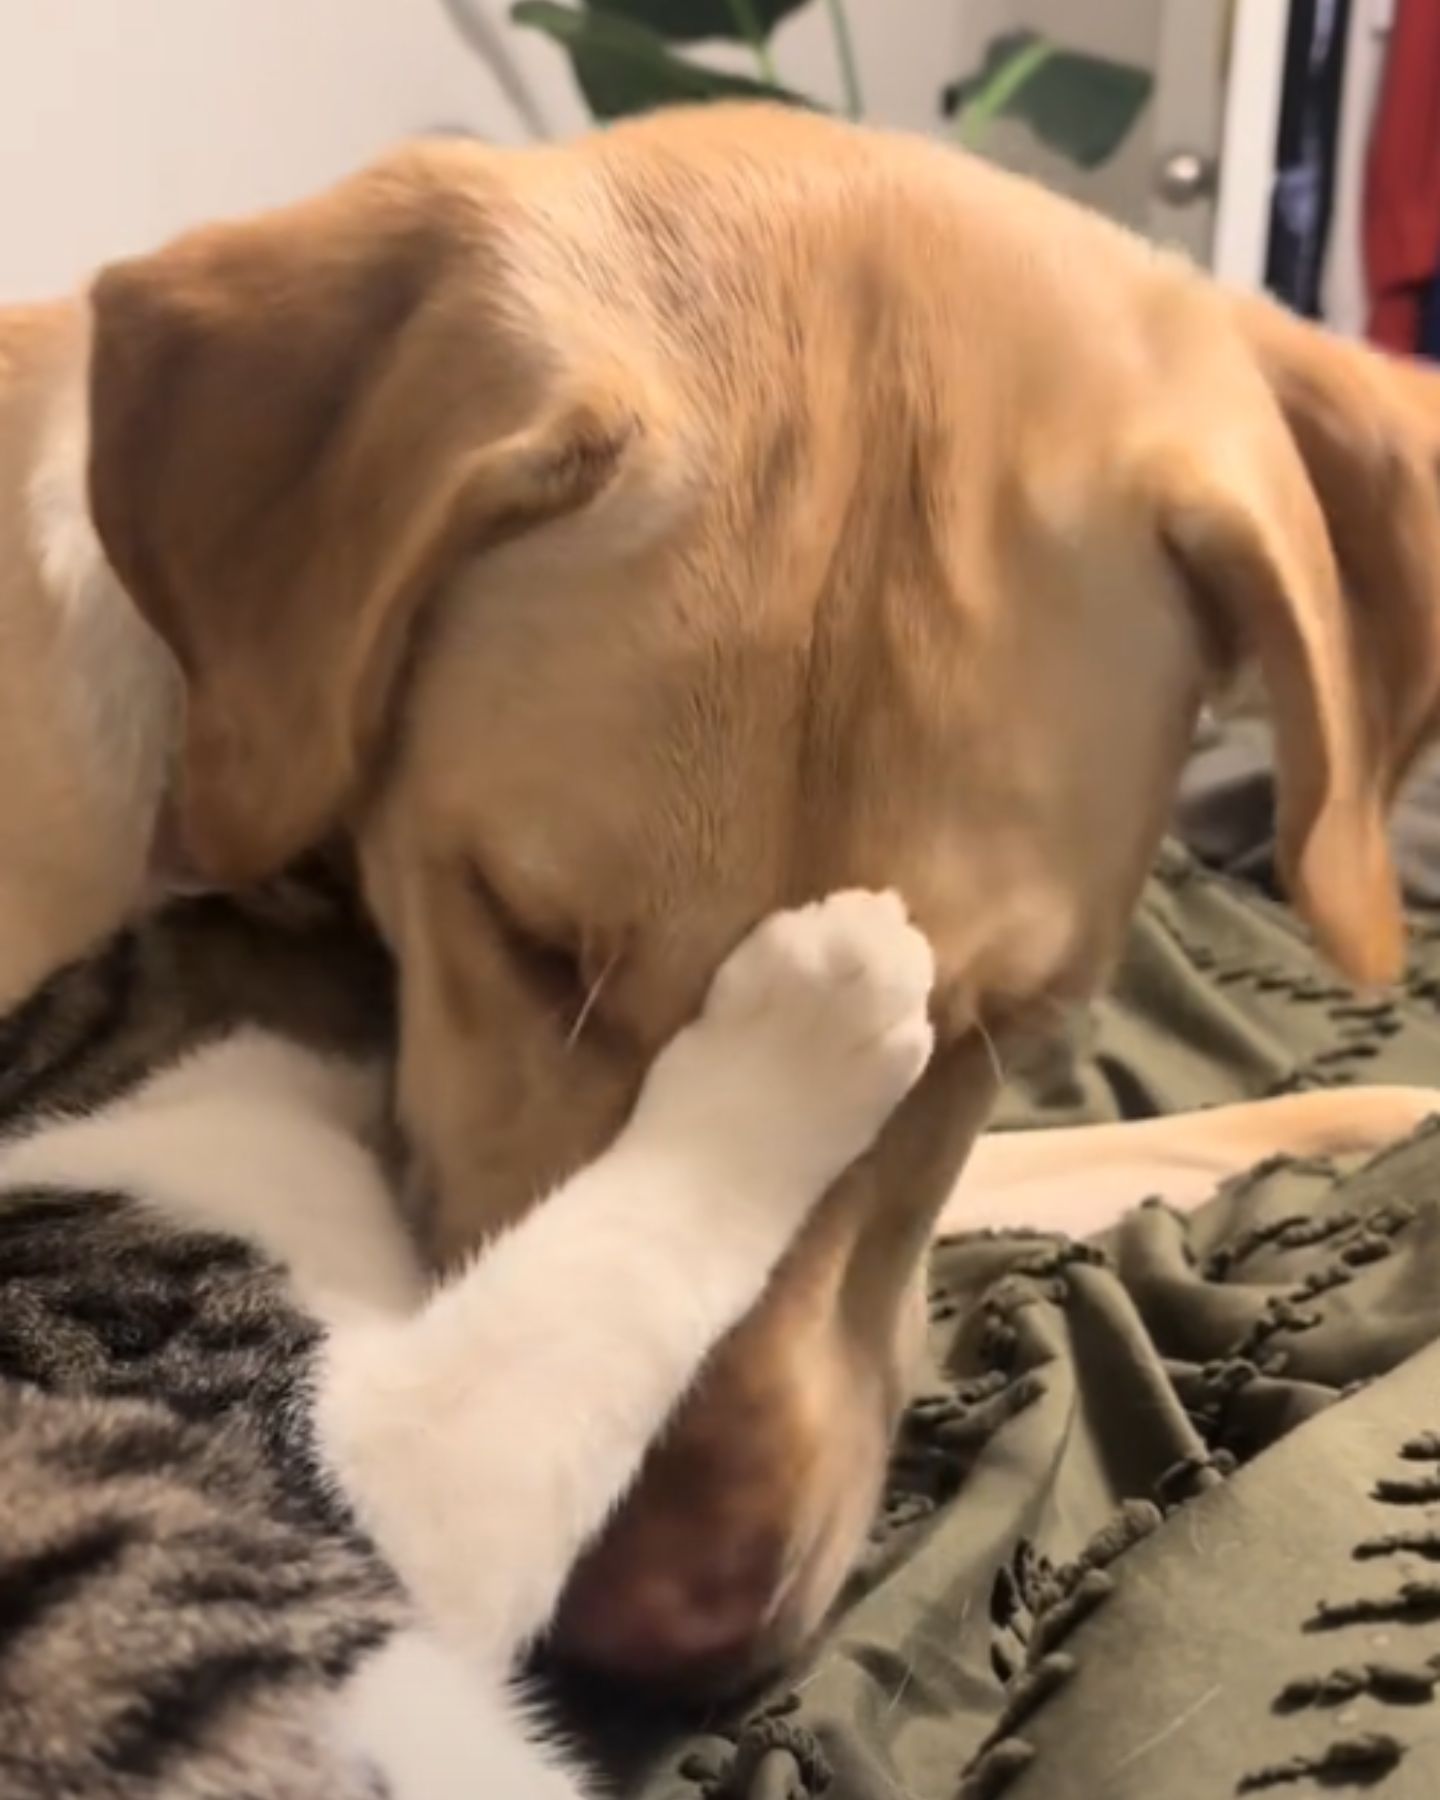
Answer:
508, 0, 1153, 171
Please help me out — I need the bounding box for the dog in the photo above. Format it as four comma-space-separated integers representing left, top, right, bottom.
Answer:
6, 102, 1440, 1691
0, 300, 176, 1008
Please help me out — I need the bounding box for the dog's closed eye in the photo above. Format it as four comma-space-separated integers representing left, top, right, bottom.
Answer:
461, 856, 586, 1019
461, 857, 627, 1052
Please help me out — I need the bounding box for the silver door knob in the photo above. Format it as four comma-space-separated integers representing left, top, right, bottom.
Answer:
1155, 149, 1217, 206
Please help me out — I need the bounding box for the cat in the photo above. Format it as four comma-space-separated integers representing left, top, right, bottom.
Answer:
0, 878, 934, 1798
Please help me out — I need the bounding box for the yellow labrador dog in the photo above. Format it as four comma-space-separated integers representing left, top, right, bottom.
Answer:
6, 103, 1440, 1690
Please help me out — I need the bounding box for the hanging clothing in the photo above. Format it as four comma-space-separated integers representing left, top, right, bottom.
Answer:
1365, 0, 1440, 352
1267, 0, 1353, 317
1421, 269, 1440, 358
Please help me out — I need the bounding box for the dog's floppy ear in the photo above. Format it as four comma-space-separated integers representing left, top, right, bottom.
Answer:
1232, 295, 1440, 782
1146, 299, 1440, 987
88, 146, 645, 885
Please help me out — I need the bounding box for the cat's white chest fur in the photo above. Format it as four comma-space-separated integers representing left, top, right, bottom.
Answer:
0, 1030, 425, 1325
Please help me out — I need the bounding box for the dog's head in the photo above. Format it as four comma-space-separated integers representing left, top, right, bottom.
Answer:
85, 106, 1440, 1686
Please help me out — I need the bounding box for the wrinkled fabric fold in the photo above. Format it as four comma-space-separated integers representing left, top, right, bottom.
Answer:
562, 846, 1440, 1797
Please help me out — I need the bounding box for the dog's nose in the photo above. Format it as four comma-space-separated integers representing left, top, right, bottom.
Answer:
553, 1515, 797, 1697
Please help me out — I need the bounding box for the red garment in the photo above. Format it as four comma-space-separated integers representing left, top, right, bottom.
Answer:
1365, 0, 1440, 351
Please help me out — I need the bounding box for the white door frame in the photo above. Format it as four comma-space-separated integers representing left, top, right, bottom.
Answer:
1212, 0, 1291, 287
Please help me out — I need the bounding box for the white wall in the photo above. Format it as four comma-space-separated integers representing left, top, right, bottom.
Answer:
0, 0, 963, 300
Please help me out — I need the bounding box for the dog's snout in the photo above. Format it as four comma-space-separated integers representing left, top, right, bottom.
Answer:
552, 1340, 902, 1696
555, 1527, 792, 1697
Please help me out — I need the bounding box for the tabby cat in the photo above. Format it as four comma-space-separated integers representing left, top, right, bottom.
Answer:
0, 877, 933, 1798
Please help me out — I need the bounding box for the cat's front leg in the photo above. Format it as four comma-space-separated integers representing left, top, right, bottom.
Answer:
315, 890, 934, 1669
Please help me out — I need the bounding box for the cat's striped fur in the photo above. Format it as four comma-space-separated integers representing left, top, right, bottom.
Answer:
0, 878, 935, 1798
0, 881, 405, 1798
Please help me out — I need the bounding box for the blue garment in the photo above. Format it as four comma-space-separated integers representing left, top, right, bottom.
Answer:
1266, 0, 1353, 318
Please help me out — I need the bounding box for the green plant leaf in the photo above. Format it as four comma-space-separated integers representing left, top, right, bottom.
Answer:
512, 1, 805, 119
942, 30, 1153, 170
594, 0, 813, 46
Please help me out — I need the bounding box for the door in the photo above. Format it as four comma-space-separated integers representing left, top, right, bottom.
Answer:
944, 0, 1235, 268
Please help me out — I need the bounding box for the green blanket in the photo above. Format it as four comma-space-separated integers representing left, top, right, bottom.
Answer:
586, 845, 1440, 1799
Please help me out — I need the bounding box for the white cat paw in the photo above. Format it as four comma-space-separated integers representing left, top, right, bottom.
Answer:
634, 889, 935, 1197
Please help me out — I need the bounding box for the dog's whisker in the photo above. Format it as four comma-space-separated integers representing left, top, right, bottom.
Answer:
975, 1016, 1006, 1087
565, 949, 619, 1051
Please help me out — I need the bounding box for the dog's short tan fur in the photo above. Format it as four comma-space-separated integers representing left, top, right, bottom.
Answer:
7, 103, 1440, 1687
0, 301, 175, 1008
